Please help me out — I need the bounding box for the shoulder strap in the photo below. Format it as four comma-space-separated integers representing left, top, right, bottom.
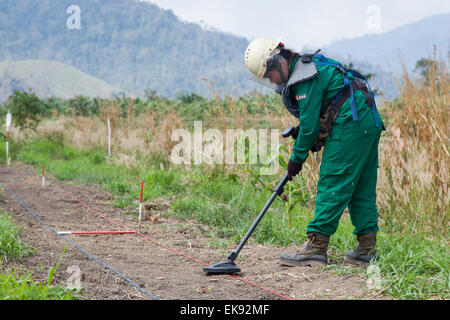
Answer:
313, 53, 379, 127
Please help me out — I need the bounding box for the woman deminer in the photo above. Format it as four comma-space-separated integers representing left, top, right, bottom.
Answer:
244, 38, 385, 266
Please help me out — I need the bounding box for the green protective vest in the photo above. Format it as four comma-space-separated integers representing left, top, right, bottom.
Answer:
283, 56, 383, 164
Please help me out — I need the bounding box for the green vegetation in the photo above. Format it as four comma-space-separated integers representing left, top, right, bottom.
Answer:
0, 211, 34, 260
373, 234, 449, 299
0, 266, 78, 300
4, 89, 44, 131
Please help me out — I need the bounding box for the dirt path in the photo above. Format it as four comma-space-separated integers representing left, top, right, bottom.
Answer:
0, 163, 387, 300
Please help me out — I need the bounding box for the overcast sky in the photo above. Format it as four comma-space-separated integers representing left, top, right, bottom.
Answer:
143, 0, 450, 49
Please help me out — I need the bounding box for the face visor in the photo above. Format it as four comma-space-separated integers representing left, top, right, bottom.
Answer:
248, 73, 284, 94
248, 48, 286, 94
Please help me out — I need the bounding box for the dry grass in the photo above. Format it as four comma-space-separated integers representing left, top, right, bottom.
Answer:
376, 58, 449, 237
13, 99, 184, 169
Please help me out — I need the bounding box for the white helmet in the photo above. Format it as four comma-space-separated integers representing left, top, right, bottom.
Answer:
245, 37, 284, 79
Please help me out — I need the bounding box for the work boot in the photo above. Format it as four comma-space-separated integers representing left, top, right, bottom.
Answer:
345, 232, 377, 266
279, 232, 329, 266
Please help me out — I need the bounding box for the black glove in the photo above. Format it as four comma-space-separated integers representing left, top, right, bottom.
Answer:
291, 125, 299, 140
310, 143, 321, 153
287, 159, 302, 181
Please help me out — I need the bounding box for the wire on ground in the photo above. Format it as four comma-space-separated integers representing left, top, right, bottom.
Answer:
3, 171, 292, 300
0, 182, 159, 300
58, 186, 292, 300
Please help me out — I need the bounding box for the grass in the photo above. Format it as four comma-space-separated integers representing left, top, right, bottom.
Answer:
325, 231, 449, 299
0, 267, 77, 300
0, 245, 80, 300
0, 210, 34, 261
371, 233, 449, 299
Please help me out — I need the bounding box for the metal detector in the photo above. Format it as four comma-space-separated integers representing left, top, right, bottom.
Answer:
203, 126, 298, 275
203, 173, 289, 274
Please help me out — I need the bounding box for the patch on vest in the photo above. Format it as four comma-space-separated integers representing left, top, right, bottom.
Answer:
296, 93, 307, 101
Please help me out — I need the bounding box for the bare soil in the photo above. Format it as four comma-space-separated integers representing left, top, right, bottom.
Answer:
0, 163, 388, 300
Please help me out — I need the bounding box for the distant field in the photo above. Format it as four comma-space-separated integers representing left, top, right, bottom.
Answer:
0, 60, 124, 102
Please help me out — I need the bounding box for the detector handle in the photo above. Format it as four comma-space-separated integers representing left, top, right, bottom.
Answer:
227, 173, 289, 262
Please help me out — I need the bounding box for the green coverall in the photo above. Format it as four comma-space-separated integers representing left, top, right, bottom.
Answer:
289, 57, 384, 237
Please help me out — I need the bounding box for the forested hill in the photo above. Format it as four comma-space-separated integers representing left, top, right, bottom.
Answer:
324, 13, 449, 72
0, 0, 251, 97
1, 0, 446, 100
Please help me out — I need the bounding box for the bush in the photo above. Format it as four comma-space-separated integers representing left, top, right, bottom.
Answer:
5, 89, 44, 131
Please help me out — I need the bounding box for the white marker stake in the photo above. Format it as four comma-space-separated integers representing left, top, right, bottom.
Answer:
42, 165, 45, 187
6, 112, 11, 130
5, 112, 11, 166
5, 131, 9, 166
138, 181, 143, 233
107, 117, 111, 157
57, 230, 136, 235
